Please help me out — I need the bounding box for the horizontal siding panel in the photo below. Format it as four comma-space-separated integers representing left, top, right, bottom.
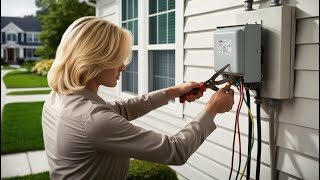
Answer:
277, 123, 319, 158
170, 164, 213, 180
295, 44, 319, 70
98, 3, 117, 17
185, 0, 266, 17
133, 119, 222, 180
185, 0, 319, 19
184, 49, 214, 67
187, 153, 238, 180
184, 31, 214, 49
294, 70, 319, 99
97, 0, 115, 7
206, 126, 271, 166
296, 17, 319, 44
184, 4, 262, 32
277, 98, 319, 130
197, 141, 271, 180
184, 107, 270, 143
277, 171, 300, 180
285, 0, 319, 19
101, 13, 117, 24
277, 147, 319, 180
138, 115, 271, 179
183, 112, 271, 165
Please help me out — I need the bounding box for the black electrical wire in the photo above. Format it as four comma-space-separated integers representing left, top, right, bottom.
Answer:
255, 88, 262, 180
246, 88, 251, 180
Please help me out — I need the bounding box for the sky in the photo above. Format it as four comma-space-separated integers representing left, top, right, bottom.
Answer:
1, 0, 39, 17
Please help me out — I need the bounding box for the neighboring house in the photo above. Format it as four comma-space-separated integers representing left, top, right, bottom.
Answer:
92, 0, 318, 179
1, 16, 42, 64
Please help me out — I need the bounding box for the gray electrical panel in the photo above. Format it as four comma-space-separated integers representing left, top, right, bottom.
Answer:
213, 24, 262, 83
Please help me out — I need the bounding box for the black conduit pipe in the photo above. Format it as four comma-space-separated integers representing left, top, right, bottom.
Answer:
255, 88, 262, 180
270, 0, 281, 7
244, 0, 254, 11
246, 89, 251, 180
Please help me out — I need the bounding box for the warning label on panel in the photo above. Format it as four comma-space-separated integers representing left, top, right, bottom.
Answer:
217, 40, 232, 54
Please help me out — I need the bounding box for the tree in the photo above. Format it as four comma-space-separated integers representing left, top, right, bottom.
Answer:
36, 0, 95, 59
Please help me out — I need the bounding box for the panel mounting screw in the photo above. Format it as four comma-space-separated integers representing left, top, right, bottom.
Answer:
257, 50, 261, 53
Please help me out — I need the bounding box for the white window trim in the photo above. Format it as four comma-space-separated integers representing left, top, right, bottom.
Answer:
118, 0, 139, 99
6, 31, 17, 43
26, 32, 40, 43
117, 0, 184, 118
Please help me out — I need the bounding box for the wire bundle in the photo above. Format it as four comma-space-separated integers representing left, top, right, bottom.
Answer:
229, 81, 255, 180
228, 81, 244, 180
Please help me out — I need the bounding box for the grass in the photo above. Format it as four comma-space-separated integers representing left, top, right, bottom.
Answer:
1, 65, 18, 70
1, 172, 49, 180
3, 71, 48, 88
7, 90, 52, 95
1, 102, 45, 154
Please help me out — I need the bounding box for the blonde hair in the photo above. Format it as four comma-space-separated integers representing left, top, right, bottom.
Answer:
47, 16, 133, 95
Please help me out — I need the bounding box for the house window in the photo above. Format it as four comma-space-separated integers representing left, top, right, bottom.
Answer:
25, 48, 39, 59
149, 50, 175, 91
148, 0, 175, 91
122, 51, 138, 94
27, 33, 40, 43
27, 33, 33, 42
122, 0, 138, 45
149, 0, 175, 44
122, 0, 138, 94
6, 33, 17, 42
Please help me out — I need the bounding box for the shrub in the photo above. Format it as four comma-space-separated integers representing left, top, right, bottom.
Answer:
17, 58, 25, 65
31, 59, 54, 76
1, 58, 7, 65
127, 160, 178, 180
21, 61, 37, 72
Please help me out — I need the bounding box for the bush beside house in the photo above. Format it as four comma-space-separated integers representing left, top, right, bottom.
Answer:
31, 59, 54, 76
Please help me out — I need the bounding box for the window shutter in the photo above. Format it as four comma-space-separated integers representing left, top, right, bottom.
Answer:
18, 33, 21, 43
24, 33, 27, 43
2, 32, 5, 43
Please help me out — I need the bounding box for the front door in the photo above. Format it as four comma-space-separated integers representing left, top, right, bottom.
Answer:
7, 48, 14, 63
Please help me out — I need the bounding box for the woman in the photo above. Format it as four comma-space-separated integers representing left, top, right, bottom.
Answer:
42, 16, 234, 180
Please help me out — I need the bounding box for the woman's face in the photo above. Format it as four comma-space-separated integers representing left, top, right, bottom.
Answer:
95, 63, 126, 87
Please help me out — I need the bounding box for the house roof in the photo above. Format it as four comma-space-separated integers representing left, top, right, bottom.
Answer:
1, 16, 42, 32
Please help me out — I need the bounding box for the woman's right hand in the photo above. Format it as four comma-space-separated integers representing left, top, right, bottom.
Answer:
204, 82, 235, 117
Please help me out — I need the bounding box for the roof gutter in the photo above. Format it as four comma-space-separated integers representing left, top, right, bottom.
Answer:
79, 0, 96, 8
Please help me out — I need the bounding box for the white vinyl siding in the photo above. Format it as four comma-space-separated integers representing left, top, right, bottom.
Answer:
97, 0, 318, 179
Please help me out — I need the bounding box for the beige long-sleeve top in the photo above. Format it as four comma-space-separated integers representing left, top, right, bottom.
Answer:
42, 88, 217, 180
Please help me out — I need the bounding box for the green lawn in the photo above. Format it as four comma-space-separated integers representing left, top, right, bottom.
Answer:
7, 90, 52, 95
1, 65, 18, 70
1, 102, 45, 154
3, 71, 48, 88
1, 172, 49, 180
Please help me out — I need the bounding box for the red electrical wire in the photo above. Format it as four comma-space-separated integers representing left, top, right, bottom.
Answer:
228, 81, 244, 180
235, 82, 245, 179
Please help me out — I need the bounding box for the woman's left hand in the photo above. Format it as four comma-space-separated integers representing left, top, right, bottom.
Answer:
165, 82, 204, 102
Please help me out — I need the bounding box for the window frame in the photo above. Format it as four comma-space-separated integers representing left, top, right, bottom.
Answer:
26, 32, 40, 43
6, 32, 17, 42
119, 0, 139, 99
118, 0, 184, 118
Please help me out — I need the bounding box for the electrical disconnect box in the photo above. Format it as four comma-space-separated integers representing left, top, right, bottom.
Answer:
213, 24, 261, 83
212, 6, 295, 99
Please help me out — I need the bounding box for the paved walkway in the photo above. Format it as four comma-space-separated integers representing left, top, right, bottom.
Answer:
1, 68, 50, 178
